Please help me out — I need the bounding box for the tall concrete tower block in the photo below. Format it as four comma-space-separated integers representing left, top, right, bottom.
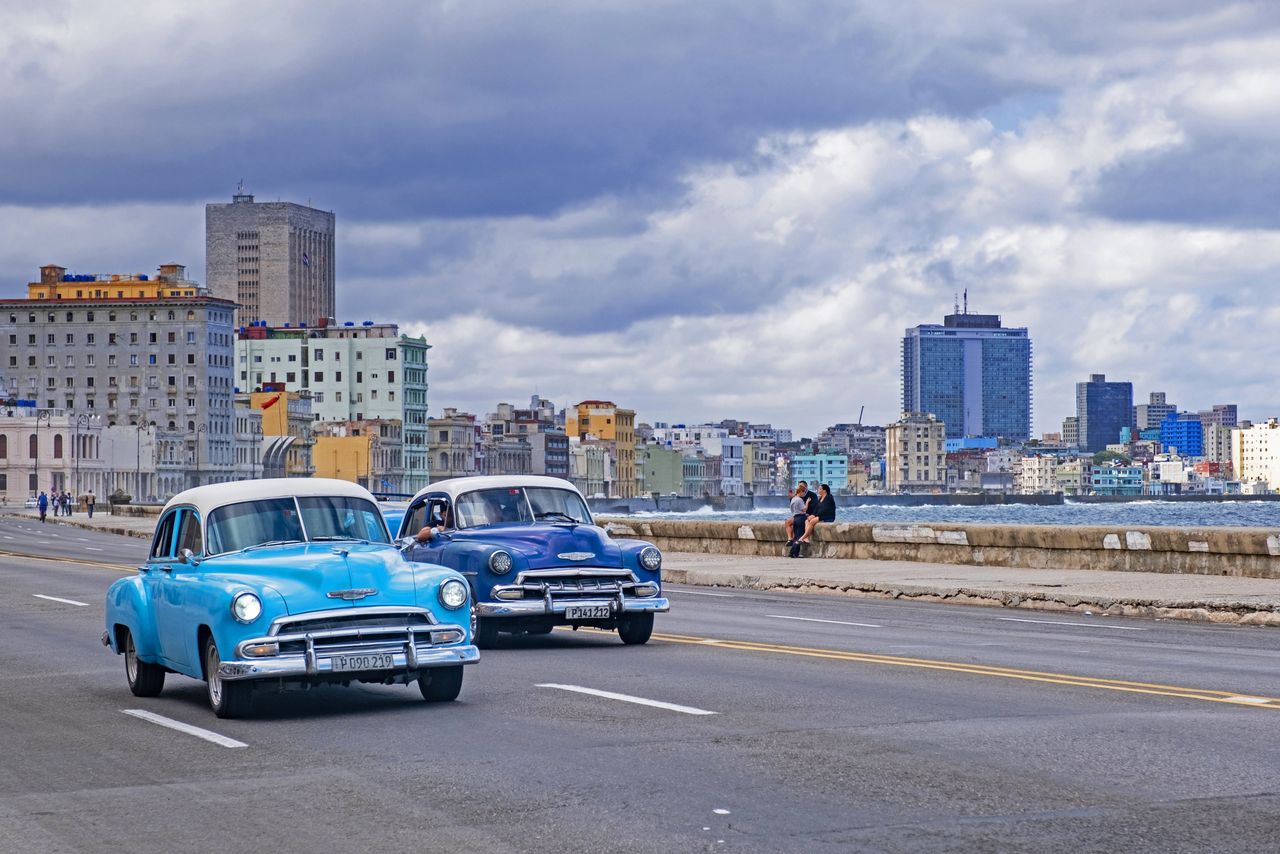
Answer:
205, 190, 335, 327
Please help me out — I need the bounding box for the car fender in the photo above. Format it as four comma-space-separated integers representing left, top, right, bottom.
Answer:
193, 581, 290, 668
614, 538, 663, 584
104, 575, 158, 659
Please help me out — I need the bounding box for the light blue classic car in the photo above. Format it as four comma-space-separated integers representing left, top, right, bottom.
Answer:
102, 479, 479, 718
395, 476, 669, 648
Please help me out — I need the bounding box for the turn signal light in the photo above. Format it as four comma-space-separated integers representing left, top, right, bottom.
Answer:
242, 642, 279, 657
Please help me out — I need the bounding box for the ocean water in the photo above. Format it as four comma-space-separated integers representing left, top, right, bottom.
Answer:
616, 500, 1280, 529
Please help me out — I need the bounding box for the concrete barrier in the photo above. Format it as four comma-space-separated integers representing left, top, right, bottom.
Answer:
598, 518, 1280, 580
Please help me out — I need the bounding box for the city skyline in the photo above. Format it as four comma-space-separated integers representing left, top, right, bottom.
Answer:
5, 4, 1280, 435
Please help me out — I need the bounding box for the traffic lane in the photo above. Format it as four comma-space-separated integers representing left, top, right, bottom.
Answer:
660, 584, 1280, 697
0, 515, 145, 565
6, 594, 1280, 854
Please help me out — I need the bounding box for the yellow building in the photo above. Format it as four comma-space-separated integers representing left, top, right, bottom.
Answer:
314, 435, 373, 485
28, 263, 202, 301
566, 401, 637, 497
249, 390, 314, 478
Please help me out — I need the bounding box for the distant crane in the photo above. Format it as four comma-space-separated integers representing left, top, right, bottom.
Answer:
857, 405, 865, 426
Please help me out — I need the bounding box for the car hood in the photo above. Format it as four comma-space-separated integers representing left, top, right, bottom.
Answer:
201, 542, 423, 614
453, 523, 623, 569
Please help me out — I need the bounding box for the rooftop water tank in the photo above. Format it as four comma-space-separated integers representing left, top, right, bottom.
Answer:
344, 321, 355, 327
362, 320, 374, 326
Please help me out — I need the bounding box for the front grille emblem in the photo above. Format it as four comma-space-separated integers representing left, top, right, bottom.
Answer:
327, 588, 378, 601
557, 552, 595, 561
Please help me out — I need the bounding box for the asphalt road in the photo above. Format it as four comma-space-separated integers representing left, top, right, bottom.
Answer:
2, 516, 1279, 853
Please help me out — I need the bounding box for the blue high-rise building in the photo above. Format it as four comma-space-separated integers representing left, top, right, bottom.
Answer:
1161, 413, 1204, 457
1075, 374, 1133, 453
901, 311, 1032, 440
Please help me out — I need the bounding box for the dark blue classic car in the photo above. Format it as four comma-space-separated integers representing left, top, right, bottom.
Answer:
396, 476, 669, 647
103, 479, 479, 718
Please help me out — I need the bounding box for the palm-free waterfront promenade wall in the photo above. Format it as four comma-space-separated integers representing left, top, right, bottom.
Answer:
598, 518, 1280, 580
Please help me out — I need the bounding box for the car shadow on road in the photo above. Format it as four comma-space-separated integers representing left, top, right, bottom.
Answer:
153, 677, 475, 722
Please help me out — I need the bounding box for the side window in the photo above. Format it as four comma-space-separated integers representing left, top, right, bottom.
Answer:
151, 511, 178, 560
404, 501, 428, 537
177, 509, 203, 557
433, 499, 454, 530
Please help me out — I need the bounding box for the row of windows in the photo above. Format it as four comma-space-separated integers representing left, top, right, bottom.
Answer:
6, 309, 226, 323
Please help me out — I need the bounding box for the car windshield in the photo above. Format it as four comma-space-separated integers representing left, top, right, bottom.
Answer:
206, 495, 390, 554
452, 486, 590, 529
526, 487, 592, 524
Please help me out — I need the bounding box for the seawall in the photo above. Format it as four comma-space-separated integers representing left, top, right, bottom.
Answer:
598, 517, 1280, 580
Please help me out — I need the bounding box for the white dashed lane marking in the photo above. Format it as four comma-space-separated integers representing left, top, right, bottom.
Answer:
121, 710, 247, 748
997, 617, 1147, 632
537, 683, 718, 716
765, 614, 881, 628
32, 594, 90, 607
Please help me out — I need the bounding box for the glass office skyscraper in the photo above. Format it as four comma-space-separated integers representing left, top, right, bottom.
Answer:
1075, 374, 1134, 452
901, 312, 1032, 441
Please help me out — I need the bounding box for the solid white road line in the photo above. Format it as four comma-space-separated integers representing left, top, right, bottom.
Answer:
85, 547, 104, 551
765, 614, 881, 628
665, 588, 736, 598
121, 710, 247, 748
32, 594, 90, 607
536, 683, 718, 716
997, 617, 1146, 631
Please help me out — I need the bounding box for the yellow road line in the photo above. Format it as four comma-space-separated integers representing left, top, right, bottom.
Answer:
642, 630, 1280, 711
0, 549, 135, 573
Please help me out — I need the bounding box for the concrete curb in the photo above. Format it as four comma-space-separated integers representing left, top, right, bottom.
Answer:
664, 567, 1280, 627
1, 512, 153, 540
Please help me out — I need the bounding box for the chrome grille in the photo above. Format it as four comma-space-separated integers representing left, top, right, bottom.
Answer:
275, 612, 434, 635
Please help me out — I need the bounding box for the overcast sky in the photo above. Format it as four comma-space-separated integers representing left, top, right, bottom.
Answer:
3, 1, 1279, 436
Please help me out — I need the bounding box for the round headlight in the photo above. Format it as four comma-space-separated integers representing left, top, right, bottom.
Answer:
639, 546, 662, 571
231, 592, 262, 624
439, 579, 468, 610
488, 550, 513, 574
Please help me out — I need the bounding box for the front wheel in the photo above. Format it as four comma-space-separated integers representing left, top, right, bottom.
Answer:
474, 617, 500, 649
618, 613, 654, 645
204, 635, 252, 719
123, 628, 165, 697
418, 665, 464, 702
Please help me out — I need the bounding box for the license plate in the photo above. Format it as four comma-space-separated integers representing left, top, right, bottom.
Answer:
565, 605, 611, 620
329, 652, 396, 672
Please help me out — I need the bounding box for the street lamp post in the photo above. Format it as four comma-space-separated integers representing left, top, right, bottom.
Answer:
135, 422, 152, 502
251, 421, 263, 480
33, 409, 51, 498
194, 423, 208, 489
73, 413, 90, 497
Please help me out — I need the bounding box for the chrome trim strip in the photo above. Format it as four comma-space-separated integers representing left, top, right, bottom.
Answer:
217, 644, 480, 681
475, 597, 670, 618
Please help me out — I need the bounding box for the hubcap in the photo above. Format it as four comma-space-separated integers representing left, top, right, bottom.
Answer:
125, 635, 138, 683
207, 644, 223, 707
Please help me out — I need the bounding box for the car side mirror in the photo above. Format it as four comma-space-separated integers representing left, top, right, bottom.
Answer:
180, 547, 201, 566
397, 536, 419, 551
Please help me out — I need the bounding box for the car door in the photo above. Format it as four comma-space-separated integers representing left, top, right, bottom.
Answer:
163, 507, 206, 667
143, 507, 200, 669
403, 494, 453, 562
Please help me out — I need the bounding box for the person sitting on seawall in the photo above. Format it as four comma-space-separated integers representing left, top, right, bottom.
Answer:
796, 483, 837, 551
785, 482, 815, 547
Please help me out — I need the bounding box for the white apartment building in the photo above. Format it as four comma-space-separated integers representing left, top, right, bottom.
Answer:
1233, 419, 1280, 491
235, 320, 431, 492
886, 413, 947, 493
1015, 455, 1058, 494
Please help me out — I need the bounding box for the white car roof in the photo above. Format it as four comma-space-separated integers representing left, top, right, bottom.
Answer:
164, 478, 378, 519
409, 475, 585, 504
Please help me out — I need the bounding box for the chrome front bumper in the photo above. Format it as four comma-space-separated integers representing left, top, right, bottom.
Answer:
475, 596, 670, 618
217, 643, 479, 681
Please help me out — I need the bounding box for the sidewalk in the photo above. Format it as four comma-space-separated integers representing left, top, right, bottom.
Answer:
11, 509, 1279, 626
662, 553, 1280, 626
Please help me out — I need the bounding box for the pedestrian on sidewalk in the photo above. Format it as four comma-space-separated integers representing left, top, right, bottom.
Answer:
86, 491, 96, 519
798, 483, 837, 547
63, 491, 73, 517
37, 491, 48, 523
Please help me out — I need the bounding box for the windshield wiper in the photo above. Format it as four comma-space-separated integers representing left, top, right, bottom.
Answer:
240, 538, 305, 553
536, 511, 581, 523
310, 535, 371, 543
